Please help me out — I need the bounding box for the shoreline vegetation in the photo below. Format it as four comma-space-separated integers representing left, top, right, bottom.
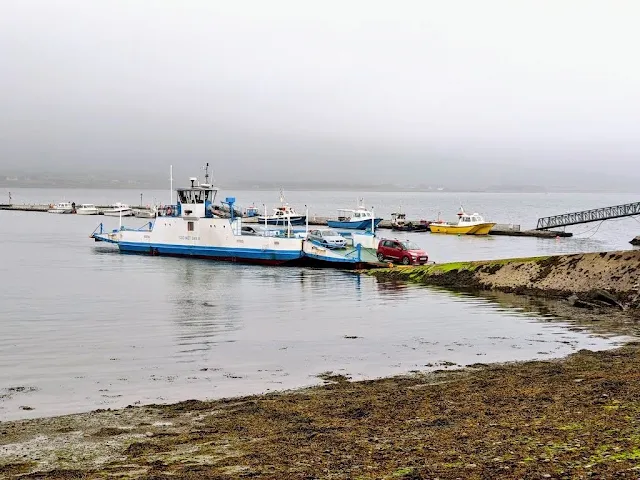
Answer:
369, 251, 640, 313
2, 251, 640, 479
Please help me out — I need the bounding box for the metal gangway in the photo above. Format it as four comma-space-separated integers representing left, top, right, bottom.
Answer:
536, 201, 640, 230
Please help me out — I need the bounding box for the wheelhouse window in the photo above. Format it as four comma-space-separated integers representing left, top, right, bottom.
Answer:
178, 189, 213, 204
187, 221, 194, 232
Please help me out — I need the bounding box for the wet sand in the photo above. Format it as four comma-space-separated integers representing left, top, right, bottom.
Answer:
2, 335, 640, 479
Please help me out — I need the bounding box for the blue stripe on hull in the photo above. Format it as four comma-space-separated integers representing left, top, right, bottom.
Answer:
326, 218, 383, 230
118, 242, 303, 265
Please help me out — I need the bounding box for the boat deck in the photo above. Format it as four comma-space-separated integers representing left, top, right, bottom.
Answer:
302, 242, 383, 269
92, 225, 385, 269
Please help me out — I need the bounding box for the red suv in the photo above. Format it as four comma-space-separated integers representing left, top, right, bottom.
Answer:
377, 238, 428, 265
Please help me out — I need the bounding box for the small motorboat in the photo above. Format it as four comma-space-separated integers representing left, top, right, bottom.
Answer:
258, 191, 306, 226
48, 202, 74, 214
390, 211, 429, 232
76, 204, 99, 215
244, 204, 260, 217
327, 199, 382, 230
428, 208, 496, 235
103, 202, 134, 217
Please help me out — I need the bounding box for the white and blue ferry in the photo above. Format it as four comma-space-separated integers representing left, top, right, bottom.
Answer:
91, 171, 383, 268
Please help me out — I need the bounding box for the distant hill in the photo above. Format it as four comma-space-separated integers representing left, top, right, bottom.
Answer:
480, 185, 548, 193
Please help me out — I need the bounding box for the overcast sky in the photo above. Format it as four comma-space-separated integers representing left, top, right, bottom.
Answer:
0, 0, 639, 189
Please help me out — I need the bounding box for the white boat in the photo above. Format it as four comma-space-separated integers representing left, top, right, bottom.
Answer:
103, 202, 133, 217
327, 200, 382, 230
76, 204, 99, 215
48, 202, 73, 214
257, 191, 306, 226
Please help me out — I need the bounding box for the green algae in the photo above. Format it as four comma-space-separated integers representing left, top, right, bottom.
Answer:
390, 466, 418, 477
369, 255, 551, 283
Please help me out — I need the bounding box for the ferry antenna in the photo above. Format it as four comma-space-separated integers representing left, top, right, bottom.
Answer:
203, 162, 210, 185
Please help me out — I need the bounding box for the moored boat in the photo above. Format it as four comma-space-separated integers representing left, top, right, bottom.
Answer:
244, 204, 259, 217
428, 208, 496, 235
258, 191, 306, 226
48, 202, 74, 214
103, 202, 133, 217
390, 211, 429, 232
327, 200, 382, 230
76, 204, 99, 215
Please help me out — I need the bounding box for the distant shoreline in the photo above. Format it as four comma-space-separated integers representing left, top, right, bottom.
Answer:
2, 184, 638, 194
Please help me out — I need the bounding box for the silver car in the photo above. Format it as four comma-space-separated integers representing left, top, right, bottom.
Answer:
307, 229, 347, 249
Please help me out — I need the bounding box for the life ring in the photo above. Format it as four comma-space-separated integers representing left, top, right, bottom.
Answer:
166, 206, 173, 216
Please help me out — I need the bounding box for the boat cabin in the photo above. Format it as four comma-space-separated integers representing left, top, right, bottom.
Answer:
457, 213, 486, 225
337, 208, 374, 222
244, 205, 259, 217
175, 177, 218, 218
273, 205, 297, 216
391, 212, 407, 225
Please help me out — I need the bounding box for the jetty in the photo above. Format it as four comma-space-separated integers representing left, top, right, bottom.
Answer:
2, 204, 572, 238
0, 204, 155, 214
245, 216, 571, 238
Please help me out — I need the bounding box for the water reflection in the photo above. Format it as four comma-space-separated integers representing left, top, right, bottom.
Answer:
374, 278, 410, 298
170, 260, 243, 354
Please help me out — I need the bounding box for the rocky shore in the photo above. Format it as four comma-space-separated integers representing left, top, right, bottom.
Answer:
1, 342, 640, 479
370, 251, 640, 312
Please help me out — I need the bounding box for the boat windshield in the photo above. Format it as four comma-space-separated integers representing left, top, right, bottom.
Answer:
401, 241, 421, 250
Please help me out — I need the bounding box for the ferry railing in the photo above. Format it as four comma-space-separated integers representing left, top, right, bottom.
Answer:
91, 221, 153, 237
90, 223, 104, 238
343, 243, 363, 262
118, 222, 153, 232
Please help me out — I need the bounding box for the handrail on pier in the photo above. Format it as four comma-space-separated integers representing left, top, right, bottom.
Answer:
536, 201, 640, 230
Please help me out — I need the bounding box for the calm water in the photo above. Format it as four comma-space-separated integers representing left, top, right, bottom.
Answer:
1, 189, 638, 421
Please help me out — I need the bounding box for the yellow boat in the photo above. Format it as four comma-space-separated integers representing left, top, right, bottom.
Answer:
429, 210, 496, 235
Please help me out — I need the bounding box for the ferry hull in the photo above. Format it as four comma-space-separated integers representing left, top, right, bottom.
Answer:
117, 241, 302, 265
327, 218, 382, 230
